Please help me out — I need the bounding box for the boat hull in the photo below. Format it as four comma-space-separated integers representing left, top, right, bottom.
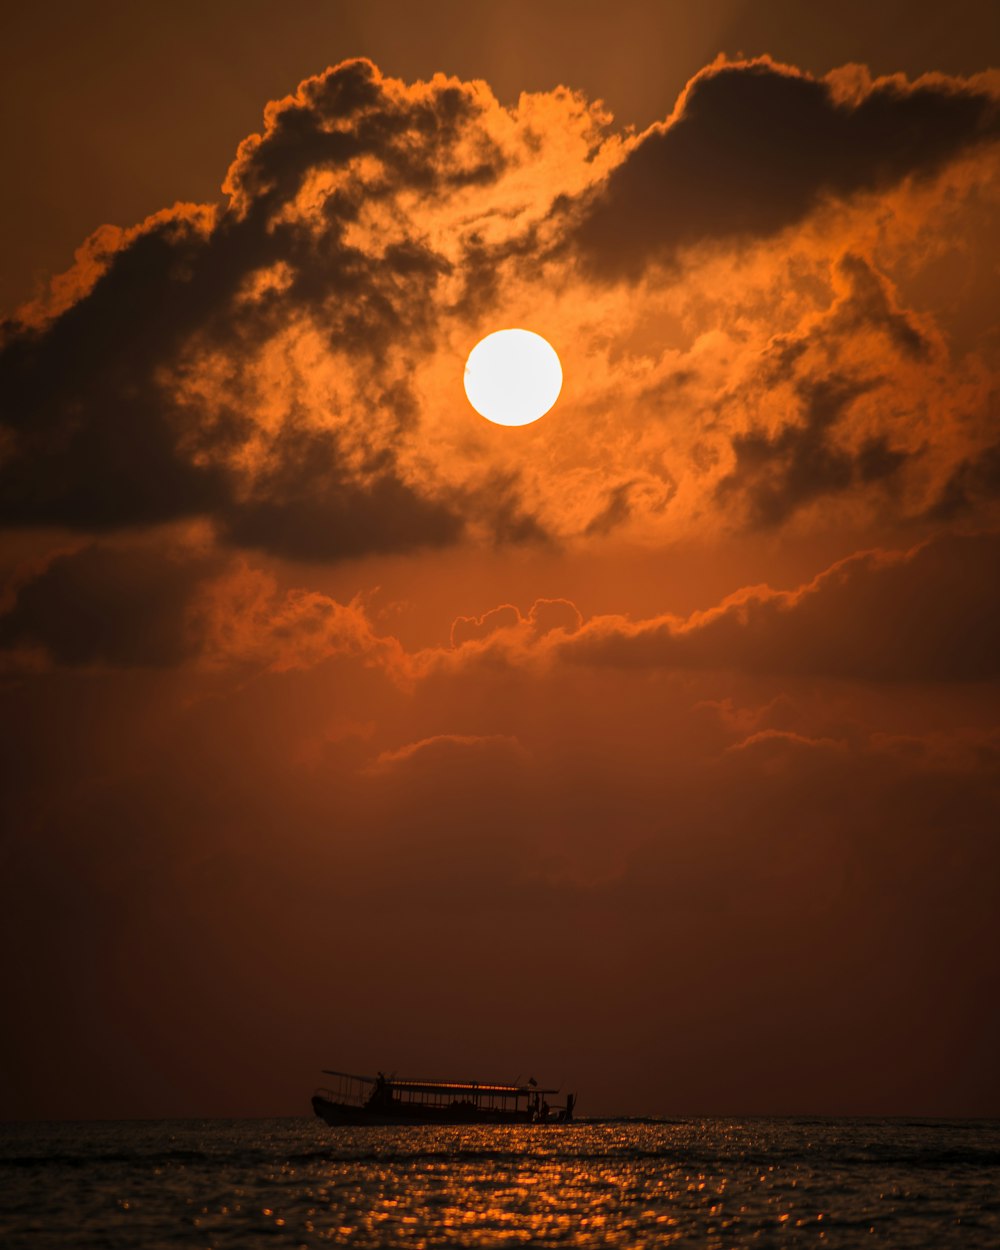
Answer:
311, 1094, 546, 1127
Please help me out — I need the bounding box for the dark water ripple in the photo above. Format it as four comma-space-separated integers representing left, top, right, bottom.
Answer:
1, 1117, 997, 1248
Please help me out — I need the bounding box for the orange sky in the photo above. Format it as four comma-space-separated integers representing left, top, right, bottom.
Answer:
1, 1, 998, 1120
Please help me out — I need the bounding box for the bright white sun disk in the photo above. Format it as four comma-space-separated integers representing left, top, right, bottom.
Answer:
464, 329, 562, 426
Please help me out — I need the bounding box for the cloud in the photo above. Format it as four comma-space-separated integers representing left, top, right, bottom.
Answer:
726, 727, 847, 755
6, 522, 994, 689
868, 726, 1000, 774
528, 597, 583, 638
0, 538, 406, 677
450, 603, 522, 647
717, 372, 908, 528
368, 732, 525, 774
453, 531, 1000, 683
830, 253, 931, 361
450, 597, 582, 648
0, 206, 229, 531
217, 422, 463, 562
584, 480, 635, 536
0, 540, 217, 667
703, 248, 991, 531
701, 692, 1000, 776
572, 56, 1000, 279
1, 56, 996, 560
927, 439, 1000, 520
0, 60, 507, 558
192, 563, 406, 676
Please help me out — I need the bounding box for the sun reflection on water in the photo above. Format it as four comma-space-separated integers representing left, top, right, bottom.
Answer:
1, 1118, 997, 1248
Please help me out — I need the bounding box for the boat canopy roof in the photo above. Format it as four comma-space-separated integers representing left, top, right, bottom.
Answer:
322, 1069, 559, 1095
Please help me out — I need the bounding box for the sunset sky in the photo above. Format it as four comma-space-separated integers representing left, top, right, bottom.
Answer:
2, 0, 998, 1120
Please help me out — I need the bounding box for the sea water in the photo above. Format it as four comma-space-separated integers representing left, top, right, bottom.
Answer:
1, 1117, 998, 1248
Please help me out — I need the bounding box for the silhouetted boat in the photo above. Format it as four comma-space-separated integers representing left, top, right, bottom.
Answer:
312, 1069, 576, 1126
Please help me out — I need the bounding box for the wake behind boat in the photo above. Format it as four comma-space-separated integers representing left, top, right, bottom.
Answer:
312, 1069, 576, 1126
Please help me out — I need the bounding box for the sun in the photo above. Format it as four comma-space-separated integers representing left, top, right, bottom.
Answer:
464, 329, 563, 426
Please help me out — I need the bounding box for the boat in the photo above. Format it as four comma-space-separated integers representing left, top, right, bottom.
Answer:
312, 1068, 576, 1126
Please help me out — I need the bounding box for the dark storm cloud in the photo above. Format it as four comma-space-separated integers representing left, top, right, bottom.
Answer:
762, 254, 930, 385
715, 255, 926, 528
717, 374, 909, 527
572, 58, 1000, 278
560, 531, 1000, 681
585, 481, 634, 536
0, 543, 217, 667
220, 424, 462, 561
224, 58, 501, 215
0, 59, 499, 558
927, 439, 1000, 520
474, 472, 550, 547
0, 214, 232, 530
832, 254, 930, 361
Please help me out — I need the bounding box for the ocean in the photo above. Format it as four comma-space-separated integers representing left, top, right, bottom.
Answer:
1, 1117, 998, 1248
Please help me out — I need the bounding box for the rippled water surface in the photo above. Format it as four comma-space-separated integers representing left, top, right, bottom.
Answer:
2, 1117, 998, 1247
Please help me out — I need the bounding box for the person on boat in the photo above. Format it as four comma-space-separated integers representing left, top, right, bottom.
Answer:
370, 1071, 392, 1109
